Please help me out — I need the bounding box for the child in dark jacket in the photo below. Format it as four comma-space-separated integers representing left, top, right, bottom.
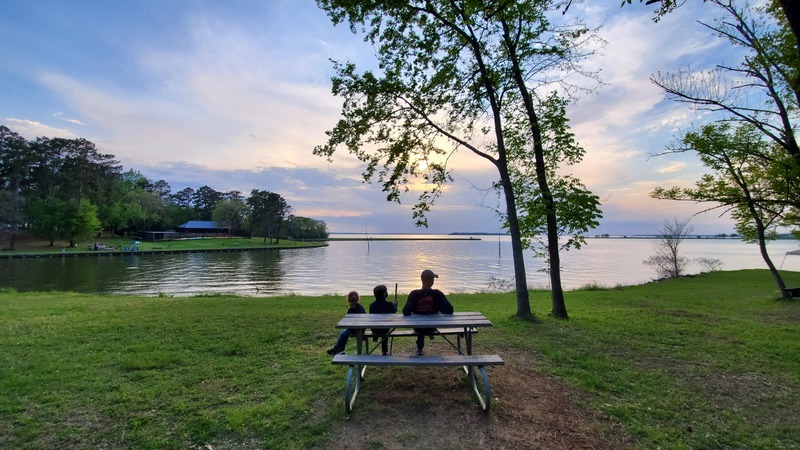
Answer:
326, 291, 365, 355
368, 284, 398, 355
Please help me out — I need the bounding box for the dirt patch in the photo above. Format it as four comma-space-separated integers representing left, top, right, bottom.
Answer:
322, 346, 633, 449
0, 230, 63, 251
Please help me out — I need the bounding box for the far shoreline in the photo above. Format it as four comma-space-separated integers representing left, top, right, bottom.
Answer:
326, 236, 481, 241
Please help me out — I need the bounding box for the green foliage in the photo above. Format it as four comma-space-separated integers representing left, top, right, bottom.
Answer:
650, 1, 800, 296
285, 215, 329, 240
314, 0, 601, 317
192, 185, 222, 221
212, 198, 248, 233
27, 136, 121, 207
27, 196, 101, 245
27, 195, 67, 244
508, 93, 603, 257
64, 198, 103, 244
0, 129, 329, 239
247, 190, 290, 243
621, 0, 686, 22
0, 126, 30, 238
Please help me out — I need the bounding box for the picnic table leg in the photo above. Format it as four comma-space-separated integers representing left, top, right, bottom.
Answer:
356, 329, 366, 380
467, 365, 493, 413
458, 328, 475, 375
344, 364, 361, 414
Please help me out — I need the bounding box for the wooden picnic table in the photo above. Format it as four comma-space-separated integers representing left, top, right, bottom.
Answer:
331, 312, 503, 413
335, 311, 494, 356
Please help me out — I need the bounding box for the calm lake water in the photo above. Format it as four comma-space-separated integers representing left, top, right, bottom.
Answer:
1, 234, 799, 297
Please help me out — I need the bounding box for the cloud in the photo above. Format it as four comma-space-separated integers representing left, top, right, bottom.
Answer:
656, 162, 688, 174
31, 7, 366, 175
52, 112, 85, 126
2, 118, 77, 140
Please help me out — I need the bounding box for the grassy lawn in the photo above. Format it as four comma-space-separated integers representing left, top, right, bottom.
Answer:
0, 235, 325, 256
1, 269, 798, 448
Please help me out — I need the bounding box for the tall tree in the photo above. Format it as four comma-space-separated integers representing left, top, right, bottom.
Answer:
649, 1, 799, 297
56, 138, 120, 205
62, 198, 103, 247
623, 0, 800, 51
192, 185, 222, 221
151, 179, 172, 203
247, 190, 290, 244
507, 93, 603, 309
25, 136, 120, 216
27, 137, 62, 200
643, 217, 694, 279
132, 189, 164, 231
652, 123, 795, 297
651, 1, 800, 165
285, 216, 329, 240
222, 190, 245, 202
169, 187, 195, 208
0, 126, 32, 249
28, 196, 101, 246
212, 198, 248, 235
101, 178, 141, 235
314, 0, 600, 318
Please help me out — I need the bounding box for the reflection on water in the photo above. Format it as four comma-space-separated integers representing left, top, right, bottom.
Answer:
1, 236, 799, 296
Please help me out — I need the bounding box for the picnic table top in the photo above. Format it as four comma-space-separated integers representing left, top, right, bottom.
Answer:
335, 311, 493, 329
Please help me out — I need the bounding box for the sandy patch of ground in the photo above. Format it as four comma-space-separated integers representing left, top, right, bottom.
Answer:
323, 346, 633, 449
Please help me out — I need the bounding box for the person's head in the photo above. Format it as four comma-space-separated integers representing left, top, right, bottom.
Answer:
420, 269, 438, 288
347, 291, 360, 307
373, 284, 388, 300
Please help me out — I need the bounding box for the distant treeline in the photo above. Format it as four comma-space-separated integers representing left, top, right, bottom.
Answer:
0, 126, 328, 247
591, 233, 797, 239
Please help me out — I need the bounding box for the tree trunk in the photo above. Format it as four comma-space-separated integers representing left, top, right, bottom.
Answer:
754, 217, 789, 299
546, 211, 568, 318
778, 0, 800, 52
498, 166, 533, 319
459, 15, 534, 320
502, 19, 568, 319
538, 153, 567, 318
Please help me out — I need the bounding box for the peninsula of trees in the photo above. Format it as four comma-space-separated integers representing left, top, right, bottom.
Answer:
0, 126, 328, 248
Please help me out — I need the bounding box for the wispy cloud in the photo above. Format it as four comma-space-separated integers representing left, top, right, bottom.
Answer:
3, 118, 77, 140
657, 162, 688, 174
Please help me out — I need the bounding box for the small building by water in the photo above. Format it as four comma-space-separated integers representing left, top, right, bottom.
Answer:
142, 231, 181, 242
176, 221, 229, 238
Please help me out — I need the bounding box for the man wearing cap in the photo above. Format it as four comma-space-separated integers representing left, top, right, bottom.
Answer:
402, 269, 454, 356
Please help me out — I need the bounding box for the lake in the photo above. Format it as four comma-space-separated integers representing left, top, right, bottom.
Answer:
1, 235, 799, 297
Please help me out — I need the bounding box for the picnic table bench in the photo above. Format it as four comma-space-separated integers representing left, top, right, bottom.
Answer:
331, 312, 504, 414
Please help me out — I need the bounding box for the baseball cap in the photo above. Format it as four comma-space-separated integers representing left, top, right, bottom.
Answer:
421, 269, 439, 279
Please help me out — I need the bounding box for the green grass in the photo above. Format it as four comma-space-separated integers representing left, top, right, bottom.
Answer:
1, 269, 799, 448
1, 235, 325, 256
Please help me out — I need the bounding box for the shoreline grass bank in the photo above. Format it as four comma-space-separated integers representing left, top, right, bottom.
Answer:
1, 269, 798, 448
0, 236, 326, 259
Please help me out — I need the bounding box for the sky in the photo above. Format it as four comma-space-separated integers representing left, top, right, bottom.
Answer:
0, 0, 752, 235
